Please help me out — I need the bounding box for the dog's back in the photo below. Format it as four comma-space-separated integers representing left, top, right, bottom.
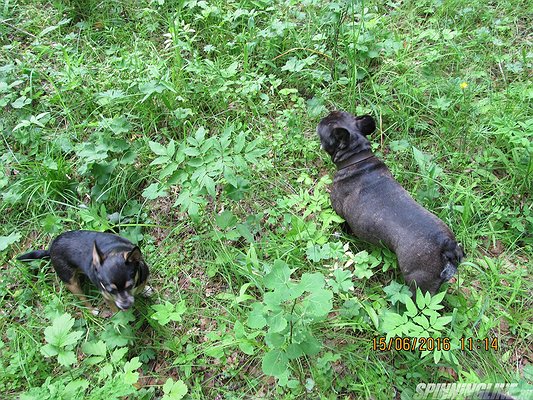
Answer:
318, 110, 463, 295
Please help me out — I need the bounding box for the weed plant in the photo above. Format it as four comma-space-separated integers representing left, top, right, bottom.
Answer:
0, 0, 531, 399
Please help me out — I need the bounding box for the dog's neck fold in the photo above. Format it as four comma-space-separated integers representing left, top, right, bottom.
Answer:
335, 150, 375, 170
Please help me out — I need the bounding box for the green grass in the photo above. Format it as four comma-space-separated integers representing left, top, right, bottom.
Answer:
1, 0, 531, 399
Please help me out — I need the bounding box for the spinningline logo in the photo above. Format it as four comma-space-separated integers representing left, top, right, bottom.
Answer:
414, 382, 522, 399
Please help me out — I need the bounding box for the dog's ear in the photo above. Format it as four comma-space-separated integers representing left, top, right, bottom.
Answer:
355, 115, 376, 136
92, 242, 105, 269
125, 247, 143, 264
331, 127, 350, 148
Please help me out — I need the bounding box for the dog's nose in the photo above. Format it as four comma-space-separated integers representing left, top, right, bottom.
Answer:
116, 301, 133, 310
116, 295, 134, 310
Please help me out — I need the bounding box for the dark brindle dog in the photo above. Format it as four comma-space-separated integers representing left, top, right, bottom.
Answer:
18, 230, 149, 313
317, 111, 463, 295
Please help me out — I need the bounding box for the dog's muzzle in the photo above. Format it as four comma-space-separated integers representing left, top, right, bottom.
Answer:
115, 292, 134, 310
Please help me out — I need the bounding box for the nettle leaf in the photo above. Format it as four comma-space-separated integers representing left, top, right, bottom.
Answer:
264, 260, 294, 290
162, 378, 188, 400
262, 349, 288, 377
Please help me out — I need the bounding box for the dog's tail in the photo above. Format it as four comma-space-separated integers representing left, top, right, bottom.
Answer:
17, 250, 50, 261
440, 238, 464, 282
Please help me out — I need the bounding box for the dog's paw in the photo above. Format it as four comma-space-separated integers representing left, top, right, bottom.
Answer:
142, 285, 154, 297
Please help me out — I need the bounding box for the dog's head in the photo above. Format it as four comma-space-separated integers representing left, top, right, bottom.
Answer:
92, 243, 147, 310
317, 111, 376, 163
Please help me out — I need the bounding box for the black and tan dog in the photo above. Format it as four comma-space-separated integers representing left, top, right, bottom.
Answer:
317, 110, 463, 295
18, 230, 149, 313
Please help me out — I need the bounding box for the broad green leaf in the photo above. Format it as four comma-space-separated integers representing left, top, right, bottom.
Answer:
296, 272, 325, 295
405, 297, 418, 317
383, 281, 412, 305
432, 316, 453, 331
264, 259, 294, 290
57, 350, 78, 367
111, 347, 128, 363
40, 343, 59, 357
265, 332, 285, 348
11, 95, 31, 108
302, 289, 333, 318
215, 210, 237, 230
267, 309, 287, 333
123, 357, 141, 385
44, 313, 79, 348
428, 291, 447, 309
238, 341, 255, 355
298, 333, 322, 356
247, 302, 266, 329
262, 349, 288, 377
413, 315, 430, 329
162, 378, 188, 400
82, 340, 106, 357
142, 183, 168, 200
149, 141, 169, 156
286, 343, 304, 359
0, 232, 21, 251
151, 301, 186, 325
